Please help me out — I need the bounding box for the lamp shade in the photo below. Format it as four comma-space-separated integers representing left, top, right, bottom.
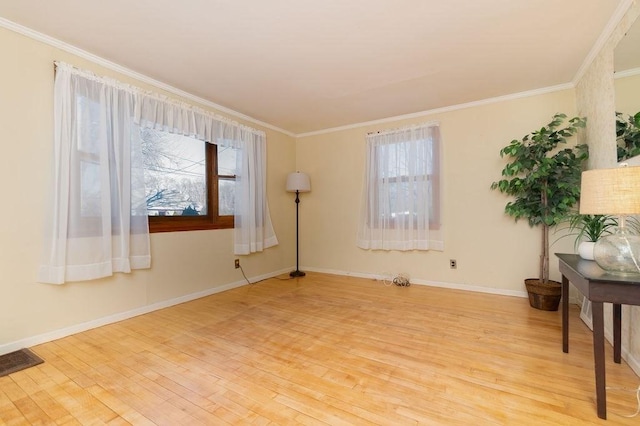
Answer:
580, 166, 640, 215
286, 172, 311, 193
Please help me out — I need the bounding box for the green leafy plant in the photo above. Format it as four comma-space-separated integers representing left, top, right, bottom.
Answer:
491, 113, 588, 283
565, 214, 616, 248
616, 111, 640, 161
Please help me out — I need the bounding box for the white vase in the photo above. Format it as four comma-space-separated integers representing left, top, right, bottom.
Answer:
578, 241, 596, 260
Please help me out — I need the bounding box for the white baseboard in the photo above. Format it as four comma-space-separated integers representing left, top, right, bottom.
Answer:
302, 266, 529, 299
627, 351, 640, 377
0, 267, 291, 356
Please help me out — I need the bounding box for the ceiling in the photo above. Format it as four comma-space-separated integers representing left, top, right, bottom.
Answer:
0, 0, 631, 135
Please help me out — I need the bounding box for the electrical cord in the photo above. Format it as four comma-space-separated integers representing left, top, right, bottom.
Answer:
238, 265, 295, 286
606, 385, 640, 418
238, 264, 252, 285
380, 272, 395, 286
393, 273, 411, 287
380, 272, 410, 287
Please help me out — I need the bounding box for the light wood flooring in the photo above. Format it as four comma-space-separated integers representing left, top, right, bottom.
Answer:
1, 273, 640, 425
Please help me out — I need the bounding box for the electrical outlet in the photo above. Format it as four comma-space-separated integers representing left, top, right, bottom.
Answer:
449, 259, 457, 269
235, 259, 240, 269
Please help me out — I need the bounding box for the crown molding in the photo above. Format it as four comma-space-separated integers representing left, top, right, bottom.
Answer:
297, 82, 575, 138
615, 66, 640, 79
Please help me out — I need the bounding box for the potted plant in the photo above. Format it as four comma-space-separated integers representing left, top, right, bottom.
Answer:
491, 113, 588, 311
565, 214, 616, 260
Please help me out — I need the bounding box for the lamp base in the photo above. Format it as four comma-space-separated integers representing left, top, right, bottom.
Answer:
290, 270, 306, 277
594, 228, 640, 275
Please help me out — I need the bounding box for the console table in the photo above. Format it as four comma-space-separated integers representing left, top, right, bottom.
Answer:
556, 253, 640, 419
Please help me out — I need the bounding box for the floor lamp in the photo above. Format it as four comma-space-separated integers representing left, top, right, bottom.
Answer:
286, 171, 311, 277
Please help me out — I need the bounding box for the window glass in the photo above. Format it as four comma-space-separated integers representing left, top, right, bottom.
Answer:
142, 130, 207, 217
218, 146, 236, 216
375, 140, 434, 226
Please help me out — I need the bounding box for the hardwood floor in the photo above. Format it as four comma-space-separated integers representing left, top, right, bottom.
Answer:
1, 273, 639, 425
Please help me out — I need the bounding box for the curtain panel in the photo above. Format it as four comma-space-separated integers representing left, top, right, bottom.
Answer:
39, 63, 151, 284
356, 123, 443, 251
39, 62, 277, 284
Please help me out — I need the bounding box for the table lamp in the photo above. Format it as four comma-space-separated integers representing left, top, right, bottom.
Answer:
579, 165, 640, 274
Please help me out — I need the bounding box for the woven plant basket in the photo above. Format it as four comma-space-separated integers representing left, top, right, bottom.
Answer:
524, 278, 561, 311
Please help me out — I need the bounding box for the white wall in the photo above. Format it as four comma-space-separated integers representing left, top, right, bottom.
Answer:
0, 25, 296, 354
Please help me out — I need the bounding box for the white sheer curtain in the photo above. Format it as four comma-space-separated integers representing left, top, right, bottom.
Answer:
234, 130, 278, 254
357, 123, 443, 251
39, 63, 151, 284
39, 63, 277, 284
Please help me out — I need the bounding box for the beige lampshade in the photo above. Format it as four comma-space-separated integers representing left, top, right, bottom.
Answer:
579, 166, 640, 215
286, 171, 311, 192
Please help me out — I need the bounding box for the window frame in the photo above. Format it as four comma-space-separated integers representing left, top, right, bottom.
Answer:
148, 141, 235, 233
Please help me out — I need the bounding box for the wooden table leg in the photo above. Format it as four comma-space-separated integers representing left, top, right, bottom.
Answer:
613, 303, 622, 364
562, 275, 569, 353
592, 301, 607, 419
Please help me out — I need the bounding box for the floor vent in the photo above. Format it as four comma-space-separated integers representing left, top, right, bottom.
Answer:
0, 348, 44, 377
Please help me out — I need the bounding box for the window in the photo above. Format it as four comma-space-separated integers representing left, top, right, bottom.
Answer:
40, 62, 277, 284
141, 129, 237, 232
357, 123, 443, 251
